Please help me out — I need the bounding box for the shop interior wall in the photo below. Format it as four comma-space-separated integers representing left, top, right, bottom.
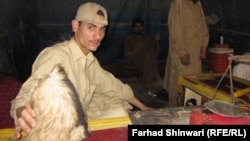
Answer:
0, 0, 250, 82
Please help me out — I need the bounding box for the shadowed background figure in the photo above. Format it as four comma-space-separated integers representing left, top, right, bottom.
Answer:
125, 18, 163, 97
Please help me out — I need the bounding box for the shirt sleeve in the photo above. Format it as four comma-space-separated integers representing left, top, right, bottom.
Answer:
87, 61, 134, 112
168, 0, 188, 56
198, 2, 209, 48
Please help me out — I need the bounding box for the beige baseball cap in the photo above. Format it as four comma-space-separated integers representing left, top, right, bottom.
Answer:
75, 2, 108, 25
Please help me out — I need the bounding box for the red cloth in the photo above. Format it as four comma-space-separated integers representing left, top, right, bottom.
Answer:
190, 107, 250, 125
0, 74, 22, 128
84, 127, 128, 141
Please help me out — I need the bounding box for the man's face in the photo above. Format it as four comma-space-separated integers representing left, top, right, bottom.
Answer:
133, 22, 144, 35
72, 15, 107, 55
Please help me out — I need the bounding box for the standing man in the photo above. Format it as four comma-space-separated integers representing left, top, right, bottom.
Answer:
125, 18, 163, 97
10, 2, 152, 139
163, 0, 209, 107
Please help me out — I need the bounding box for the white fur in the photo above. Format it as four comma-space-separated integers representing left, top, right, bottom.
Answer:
20, 64, 89, 141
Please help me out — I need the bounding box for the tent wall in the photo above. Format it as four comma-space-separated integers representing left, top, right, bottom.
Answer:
0, 0, 250, 81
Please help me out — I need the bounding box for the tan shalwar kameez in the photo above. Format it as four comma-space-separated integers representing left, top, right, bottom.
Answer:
163, 0, 209, 107
10, 38, 134, 122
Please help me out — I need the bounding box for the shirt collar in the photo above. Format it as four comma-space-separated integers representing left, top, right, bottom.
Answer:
68, 37, 95, 66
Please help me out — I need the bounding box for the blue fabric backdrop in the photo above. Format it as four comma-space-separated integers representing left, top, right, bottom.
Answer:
1, 0, 250, 81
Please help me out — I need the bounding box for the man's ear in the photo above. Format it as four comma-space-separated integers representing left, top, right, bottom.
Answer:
71, 20, 79, 32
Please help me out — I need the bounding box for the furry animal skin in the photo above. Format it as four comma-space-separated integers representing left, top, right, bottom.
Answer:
20, 64, 89, 141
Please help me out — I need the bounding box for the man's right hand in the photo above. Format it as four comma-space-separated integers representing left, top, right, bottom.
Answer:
180, 53, 190, 66
15, 102, 36, 139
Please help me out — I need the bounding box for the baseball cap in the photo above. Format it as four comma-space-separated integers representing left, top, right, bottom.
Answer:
75, 2, 108, 25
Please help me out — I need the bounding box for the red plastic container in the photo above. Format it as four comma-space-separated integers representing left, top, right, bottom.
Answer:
208, 45, 234, 73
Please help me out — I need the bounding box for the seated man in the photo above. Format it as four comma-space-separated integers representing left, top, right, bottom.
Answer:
124, 18, 162, 97
10, 3, 152, 139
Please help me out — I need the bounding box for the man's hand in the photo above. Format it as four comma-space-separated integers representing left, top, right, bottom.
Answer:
15, 102, 36, 139
200, 46, 207, 59
180, 53, 190, 66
